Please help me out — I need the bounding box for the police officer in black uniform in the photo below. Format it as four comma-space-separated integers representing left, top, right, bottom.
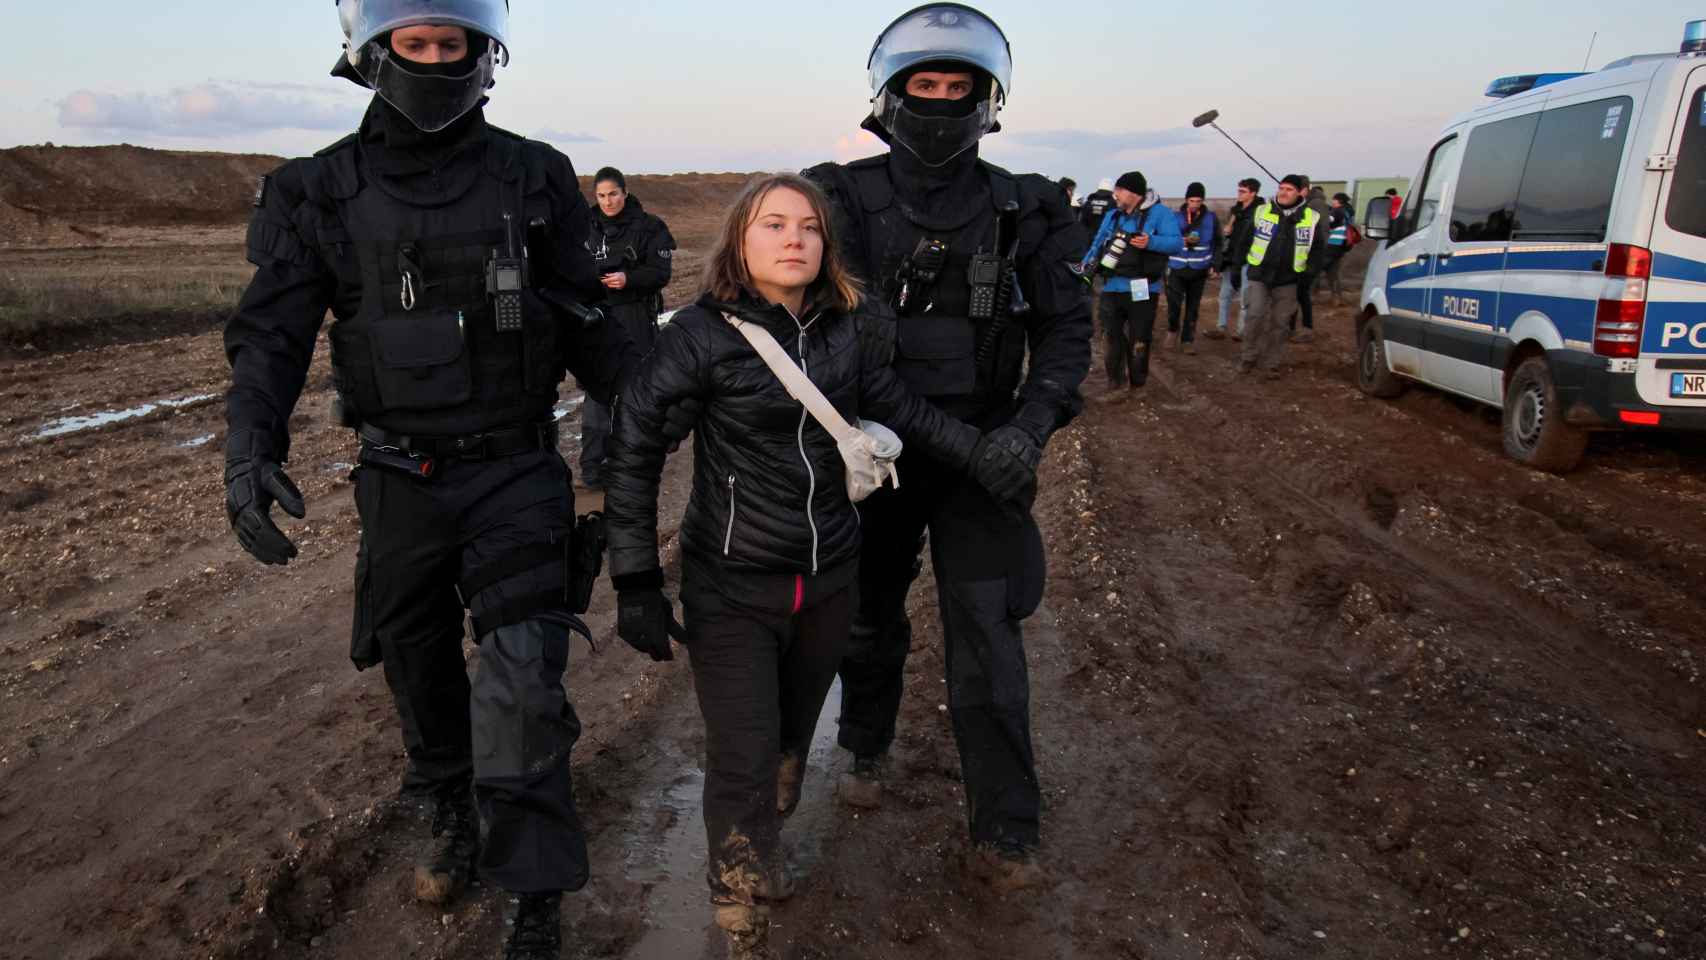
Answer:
222, 3, 631, 956
578, 166, 675, 489
804, 2, 1091, 890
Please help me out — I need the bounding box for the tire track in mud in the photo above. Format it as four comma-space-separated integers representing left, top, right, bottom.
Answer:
1085, 342, 1706, 957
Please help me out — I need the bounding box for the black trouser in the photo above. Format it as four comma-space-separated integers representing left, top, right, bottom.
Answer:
680, 560, 856, 902
1165, 269, 1208, 343
1100, 289, 1158, 387
1292, 272, 1316, 330
839, 450, 1046, 849
579, 303, 658, 482
351, 445, 588, 893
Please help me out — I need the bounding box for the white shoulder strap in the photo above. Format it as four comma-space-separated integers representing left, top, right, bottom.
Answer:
722, 312, 858, 441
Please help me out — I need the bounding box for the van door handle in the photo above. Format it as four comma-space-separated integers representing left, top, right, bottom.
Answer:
1416, 253, 1432, 263
1436, 251, 1454, 262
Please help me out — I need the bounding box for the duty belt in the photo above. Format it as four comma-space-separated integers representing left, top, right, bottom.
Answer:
357, 421, 559, 462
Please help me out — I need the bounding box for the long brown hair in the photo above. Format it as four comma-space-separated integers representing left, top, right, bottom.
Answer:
701, 173, 863, 313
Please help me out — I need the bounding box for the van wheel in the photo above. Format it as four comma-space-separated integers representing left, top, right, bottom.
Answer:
1502, 357, 1588, 473
1357, 317, 1407, 398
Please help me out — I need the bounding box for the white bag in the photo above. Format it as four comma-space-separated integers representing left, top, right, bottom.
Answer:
723, 313, 902, 502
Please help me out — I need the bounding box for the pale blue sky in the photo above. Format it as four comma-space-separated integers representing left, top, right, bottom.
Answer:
2, 1, 1701, 194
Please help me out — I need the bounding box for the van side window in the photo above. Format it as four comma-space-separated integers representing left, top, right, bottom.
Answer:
1449, 113, 1540, 243
1404, 135, 1460, 236
1514, 96, 1634, 241
1667, 87, 1706, 238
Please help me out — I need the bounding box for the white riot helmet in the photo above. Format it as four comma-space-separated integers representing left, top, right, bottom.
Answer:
334, 0, 510, 133
864, 4, 1012, 167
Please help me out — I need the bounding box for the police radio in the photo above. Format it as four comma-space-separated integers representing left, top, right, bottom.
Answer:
967, 251, 1003, 321
487, 212, 526, 333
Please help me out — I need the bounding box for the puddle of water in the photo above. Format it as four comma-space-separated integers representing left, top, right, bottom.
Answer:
177, 433, 215, 449
622, 680, 843, 960
326, 461, 356, 473
33, 393, 217, 440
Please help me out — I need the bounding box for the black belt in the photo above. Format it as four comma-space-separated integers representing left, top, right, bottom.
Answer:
357, 421, 558, 462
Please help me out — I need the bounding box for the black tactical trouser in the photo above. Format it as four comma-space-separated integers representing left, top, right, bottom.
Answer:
351, 445, 589, 894
680, 561, 856, 901
579, 304, 659, 483
838, 449, 1046, 849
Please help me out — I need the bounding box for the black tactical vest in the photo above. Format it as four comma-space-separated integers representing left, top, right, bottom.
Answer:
317, 135, 563, 436
844, 158, 1025, 415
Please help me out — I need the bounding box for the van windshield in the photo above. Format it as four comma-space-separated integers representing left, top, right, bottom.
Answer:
1667, 86, 1706, 239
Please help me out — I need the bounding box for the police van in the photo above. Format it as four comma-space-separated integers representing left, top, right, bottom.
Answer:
1357, 21, 1706, 472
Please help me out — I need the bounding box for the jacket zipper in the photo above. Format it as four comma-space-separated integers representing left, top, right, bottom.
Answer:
793, 314, 821, 575
723, 473, 737, 556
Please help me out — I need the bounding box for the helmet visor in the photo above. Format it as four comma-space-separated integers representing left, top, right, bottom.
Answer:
340, 0, 509, 52
868, 4, 1012, 99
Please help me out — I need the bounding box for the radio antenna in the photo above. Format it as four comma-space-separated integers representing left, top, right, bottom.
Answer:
1582, 31, 1598, 71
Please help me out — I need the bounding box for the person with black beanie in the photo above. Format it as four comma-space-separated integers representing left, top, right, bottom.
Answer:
1234, 173, 1326, 378
1164, 181, 1218, 354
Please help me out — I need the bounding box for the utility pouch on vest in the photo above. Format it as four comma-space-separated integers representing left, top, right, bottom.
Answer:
895, 316, 978, 397
566, 512, 607, 615
893, 237, 948, 316
368, 308, 474, 411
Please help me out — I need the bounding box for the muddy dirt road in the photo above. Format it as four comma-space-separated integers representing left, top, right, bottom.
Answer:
3, 283, 1705, 959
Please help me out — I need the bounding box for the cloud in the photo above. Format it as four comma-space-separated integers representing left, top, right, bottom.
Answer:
535, 128, 604, 144
1006, 127, 1202, 154
58, 82, 362, 137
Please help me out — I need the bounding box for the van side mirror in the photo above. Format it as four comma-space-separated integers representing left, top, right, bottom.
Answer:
1363, 197, 1394, 241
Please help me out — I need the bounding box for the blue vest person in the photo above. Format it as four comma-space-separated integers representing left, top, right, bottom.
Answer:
1165, 181, 1219, 352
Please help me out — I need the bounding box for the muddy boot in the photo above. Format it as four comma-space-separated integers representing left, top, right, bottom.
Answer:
967, 840, 1049, 895
714, 900, 772, 960
414, 788, 478, 904
776, 751, 804, 819
836, 753, 884, 810
503, 891, 563, 960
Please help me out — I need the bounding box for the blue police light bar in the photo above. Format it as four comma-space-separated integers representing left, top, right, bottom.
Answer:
1484, 72, 1588, 99
1685, 20, 1706, 54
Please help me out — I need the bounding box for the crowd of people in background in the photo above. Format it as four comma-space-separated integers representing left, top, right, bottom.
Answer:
1063, 169, 1363, 387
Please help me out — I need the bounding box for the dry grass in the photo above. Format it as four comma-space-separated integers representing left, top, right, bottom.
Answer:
0, 246, 252, 336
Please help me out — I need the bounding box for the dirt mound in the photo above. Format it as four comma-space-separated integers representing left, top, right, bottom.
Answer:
0, 144, 282, 230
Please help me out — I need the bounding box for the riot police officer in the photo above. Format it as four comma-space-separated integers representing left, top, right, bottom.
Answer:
804, 2, 1091, 891
222, 3, 630, 956
578, 166, 675, 489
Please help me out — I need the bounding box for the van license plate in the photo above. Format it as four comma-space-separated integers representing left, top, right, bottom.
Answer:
1672, 372, 1706, 398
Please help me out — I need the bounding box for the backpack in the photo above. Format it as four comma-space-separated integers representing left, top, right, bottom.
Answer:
1345, 224, 1363, 248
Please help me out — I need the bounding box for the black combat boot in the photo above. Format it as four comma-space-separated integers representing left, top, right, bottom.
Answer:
504, 891, 563, 960
415, 787, 479, 904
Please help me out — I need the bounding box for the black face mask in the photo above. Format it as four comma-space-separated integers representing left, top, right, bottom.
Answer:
868, 67, 1000, 169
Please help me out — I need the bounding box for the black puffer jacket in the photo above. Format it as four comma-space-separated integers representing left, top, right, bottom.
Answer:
605, 294, 981, 579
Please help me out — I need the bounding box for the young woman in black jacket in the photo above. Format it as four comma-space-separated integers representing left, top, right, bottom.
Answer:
602, 173, 1024, 949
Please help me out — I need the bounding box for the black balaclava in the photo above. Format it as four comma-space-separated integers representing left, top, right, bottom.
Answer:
879, 63, 993, 225
363, 31, 489, 165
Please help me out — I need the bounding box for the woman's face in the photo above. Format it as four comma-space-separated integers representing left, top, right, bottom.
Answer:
743, 187, 823, 302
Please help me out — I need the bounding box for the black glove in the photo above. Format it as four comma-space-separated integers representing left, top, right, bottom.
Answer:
659, 395, 704, 451
970, 425, 1043, 509
224, 428, 305, 566
614, 570, 686, 661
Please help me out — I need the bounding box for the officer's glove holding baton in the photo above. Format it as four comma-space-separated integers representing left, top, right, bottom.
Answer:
612, 569, 687, 661
223, 428, 305, 565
